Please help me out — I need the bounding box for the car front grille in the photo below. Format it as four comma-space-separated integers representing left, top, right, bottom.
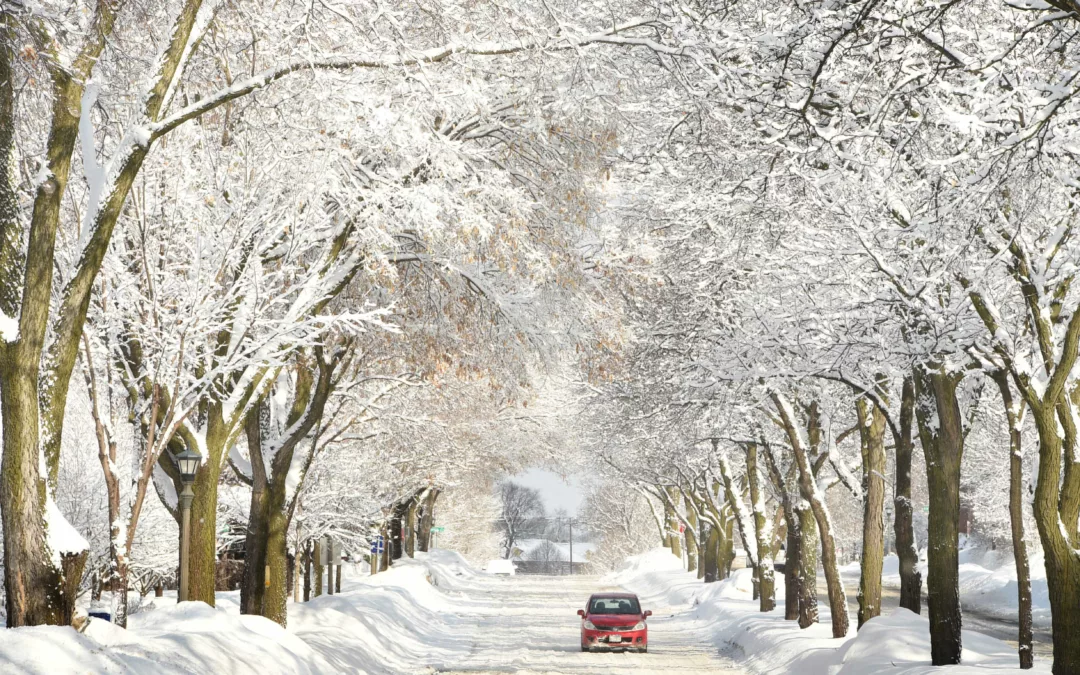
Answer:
597, 625, 637, 632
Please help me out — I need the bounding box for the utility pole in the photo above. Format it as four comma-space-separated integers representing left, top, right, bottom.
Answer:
569, 518, 573, 576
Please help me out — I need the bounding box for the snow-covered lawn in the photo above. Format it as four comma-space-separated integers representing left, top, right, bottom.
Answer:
609, 548, 1052, 674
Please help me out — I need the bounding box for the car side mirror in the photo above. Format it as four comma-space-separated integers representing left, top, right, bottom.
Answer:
644, 610, 652, 618
577, 609, 585, 617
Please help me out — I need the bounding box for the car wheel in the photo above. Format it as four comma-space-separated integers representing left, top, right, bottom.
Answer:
581, 646, 588, 652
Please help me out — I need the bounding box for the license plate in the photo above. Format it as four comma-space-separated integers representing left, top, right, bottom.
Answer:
609, 635, 622, 643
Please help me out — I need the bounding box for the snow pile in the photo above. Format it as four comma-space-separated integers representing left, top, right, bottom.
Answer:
0, 550, 481, 675
957, 549, 1051, 626
0, 602, 330, 674
841, 549, 1052, 627
614, 548, 1050, 674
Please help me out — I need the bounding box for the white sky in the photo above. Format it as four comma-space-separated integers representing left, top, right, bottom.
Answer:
509, 468, 583, 516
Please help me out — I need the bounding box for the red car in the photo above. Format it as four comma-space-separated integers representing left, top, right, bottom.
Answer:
577, 592, 651, 653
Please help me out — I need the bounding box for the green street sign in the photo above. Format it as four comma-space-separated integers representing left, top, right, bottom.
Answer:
431, 526, 446, 533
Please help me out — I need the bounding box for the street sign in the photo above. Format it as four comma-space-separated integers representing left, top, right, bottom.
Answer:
431, 526, 445, 533
370, 535, 385, 554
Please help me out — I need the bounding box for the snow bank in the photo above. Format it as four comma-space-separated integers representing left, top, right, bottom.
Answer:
0, 550, 482, 675
614, 548, 1050, 674
841, 549, 1052, 627
0, 602, 330, 674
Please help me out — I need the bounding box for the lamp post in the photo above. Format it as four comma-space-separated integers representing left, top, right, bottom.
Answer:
175, 447, 200, 602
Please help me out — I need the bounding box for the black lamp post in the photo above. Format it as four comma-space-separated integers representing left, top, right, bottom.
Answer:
175, 447, 200, 602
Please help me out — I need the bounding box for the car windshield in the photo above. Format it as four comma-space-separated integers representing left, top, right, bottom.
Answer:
589, 597, 640, 615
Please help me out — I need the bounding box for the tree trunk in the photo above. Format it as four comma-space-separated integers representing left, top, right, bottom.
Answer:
263, 505, 290, 625
913, 367, 965, 666
746, 445, 775, 612
303, 540, 311, 602
391, 506, 404, 561
178, 408, 232, 607
719, 508, 735, 579
697, 522, 706, 579
417, 489, 439, 552
796, 505, 819, 628
405, 498, 417, 558
1026, 398, 1080, 675
772, 392, 848, 638
664, 487, 683, 560
683, 493, 699, 573
381, 525, 390, 571
894, 376, 922, 614
784, 514, 802, 621
762, 442, 801, 621
240, 406, 270, 615
856, 397, 887, 629
702, 524, 720, 582
336, 563, 342, 593
992, 372, 1033, 669
112, 556, 130, 629
0, 369, 70, 626
314, 541, 323, 597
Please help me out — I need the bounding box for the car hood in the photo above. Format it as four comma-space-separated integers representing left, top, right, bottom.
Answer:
587, 614, 643, 627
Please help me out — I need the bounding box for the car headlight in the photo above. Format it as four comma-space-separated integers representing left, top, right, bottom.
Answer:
583, 620, 596, 630
633, 621, 646, 631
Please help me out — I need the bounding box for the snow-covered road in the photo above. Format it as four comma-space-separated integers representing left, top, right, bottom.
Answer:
436, 574, 744, 674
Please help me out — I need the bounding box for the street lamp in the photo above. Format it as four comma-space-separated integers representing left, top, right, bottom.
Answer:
175, 447, 200, 602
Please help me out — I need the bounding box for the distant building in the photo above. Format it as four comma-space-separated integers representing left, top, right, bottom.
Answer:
511, 538, 594, 575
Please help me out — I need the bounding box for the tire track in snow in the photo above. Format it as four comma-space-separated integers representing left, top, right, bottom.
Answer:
432, 574, 744, 674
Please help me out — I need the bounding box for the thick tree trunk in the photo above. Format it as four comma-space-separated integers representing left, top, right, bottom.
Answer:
335, 563, 342, 593
702, 524, 720, 582
417, 489, 439, 552
1025, 398, 1080, 675
784, 514, 802, 621
856, 398, 887, 629
796, 506, 818, 628
683, 493, 699, 573
894, 376, 922, 614
0, 371, 69, 626
993, 372, 1033, 669
178, 407, 232, 607
264, 508, 290, 625
913, 367, 965, 666
241, 406, 270, 616
391, 506, 404, 561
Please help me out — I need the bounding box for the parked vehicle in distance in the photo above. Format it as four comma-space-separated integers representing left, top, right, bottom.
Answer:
483, 559, 516, 576
578, 592, 650, 653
